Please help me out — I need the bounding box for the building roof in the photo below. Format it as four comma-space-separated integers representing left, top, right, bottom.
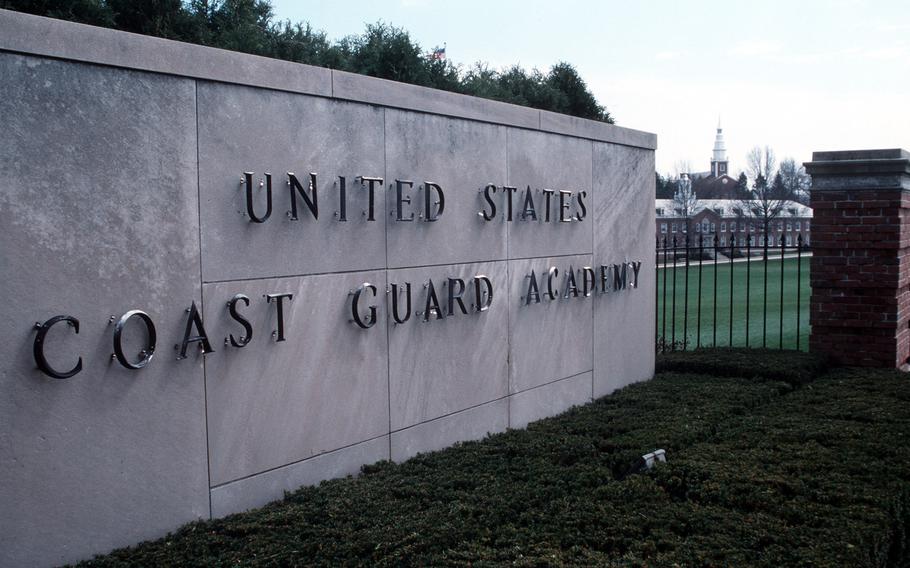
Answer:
655, 199, 813, 219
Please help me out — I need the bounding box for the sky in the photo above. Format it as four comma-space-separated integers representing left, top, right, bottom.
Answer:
270, 0, 909, 175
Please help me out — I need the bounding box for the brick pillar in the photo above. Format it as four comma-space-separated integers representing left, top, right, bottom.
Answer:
804, 149, 910, 368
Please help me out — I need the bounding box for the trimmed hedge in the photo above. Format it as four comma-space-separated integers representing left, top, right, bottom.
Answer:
657, 347, 828, 386
76, 350, 909, 567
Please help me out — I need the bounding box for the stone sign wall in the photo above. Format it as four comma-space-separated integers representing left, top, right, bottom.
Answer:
0, 10, 656, 567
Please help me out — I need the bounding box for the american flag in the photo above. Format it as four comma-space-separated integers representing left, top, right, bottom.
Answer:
430, 45, 446, 61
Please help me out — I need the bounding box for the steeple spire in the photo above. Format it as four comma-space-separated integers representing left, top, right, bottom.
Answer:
710, 118, 729, 177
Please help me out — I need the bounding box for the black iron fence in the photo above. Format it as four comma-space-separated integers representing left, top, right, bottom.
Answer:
656, 234, 810, 353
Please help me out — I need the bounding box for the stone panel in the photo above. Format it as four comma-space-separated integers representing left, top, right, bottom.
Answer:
391, 398, 509, 462
385, 109, 508, 268
0, 54, 208, 568
387, 261, 509, 430
507, 129, 593, 259
509, 372, 593, 429
508, 255, 595, 393
211, 436, 389, 517
592, 143, 656, 397
197, 82, 387, 282
203, 271, 390, 486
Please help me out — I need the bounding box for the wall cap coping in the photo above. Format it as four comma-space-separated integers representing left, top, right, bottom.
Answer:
804, 149, 910, 190
0, 8, 657, 150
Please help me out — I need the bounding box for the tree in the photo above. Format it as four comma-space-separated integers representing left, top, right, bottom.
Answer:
734, 172, 750, 199
745, 145, 776, 186
546, 62, 612, 123
655, 172, 675, 199
778, 158, 812, 205
738, 146, 786, 250
673, 173, 699, 237
2, 1, 615, 124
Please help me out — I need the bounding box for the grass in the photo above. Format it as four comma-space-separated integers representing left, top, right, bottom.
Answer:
74, 349, 910, 567
657, 256, 811, 351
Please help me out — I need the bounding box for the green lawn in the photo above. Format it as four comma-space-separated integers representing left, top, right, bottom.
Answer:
657, 256, 810, 351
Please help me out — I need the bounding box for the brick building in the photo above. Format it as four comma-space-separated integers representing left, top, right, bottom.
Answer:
655, 198, 812, 249
656, 123, 813, 250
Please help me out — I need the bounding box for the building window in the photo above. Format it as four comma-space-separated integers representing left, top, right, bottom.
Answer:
740, 236, 746, 247
710, 223, 716, 233
720, 236, 726, 247
768, 235, 774, 246
740, 222, 746, 231
796, 221, 801, 231
786, 223, 792, 231
778, 221, 783, 231
749, 223, 754, 232
661, 223, 667, 234
656, 208, 664, 216
721, 222, 726, 232
695, 223, 700, 233
672, 223, 677, 233
786, 235, 793, 246
806, 221, 810, 231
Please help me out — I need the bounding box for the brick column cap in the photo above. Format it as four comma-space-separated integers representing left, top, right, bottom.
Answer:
805, 148, 910, 191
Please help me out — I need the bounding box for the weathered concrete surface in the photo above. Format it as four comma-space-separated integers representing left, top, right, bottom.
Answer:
509, 371, 593, 429
391, 398, 509, 462
506, 129, 594, 259
197, 83, 387, 281
203, 271, 390, 486
0, 54, 208, 568
387, 261, 509, 430
385, 110, 508, 268
592, 143, 656, 397
211, 436, 389, 517
508, 255, 595, 394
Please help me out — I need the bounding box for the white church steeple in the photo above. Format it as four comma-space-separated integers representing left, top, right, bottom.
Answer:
710, 118, 729, 177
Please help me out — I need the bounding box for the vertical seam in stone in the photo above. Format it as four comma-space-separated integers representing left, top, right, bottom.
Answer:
383, 107, 392, 460
193, 80, 213, 519
591, 142, 595, 401
505, 128, 511, 427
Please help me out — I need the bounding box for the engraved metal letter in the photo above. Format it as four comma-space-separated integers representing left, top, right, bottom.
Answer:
178, 302, 211, 359
265, 293, 293, 341
114, 310, 158, 369
288, 172, 318, 220
390, 282, 412, 324
447, 277, 468, 316
582, 266, 595, 297
525, 270, 541, 305
33, 315, 82, 379
351, 283, 378, 329
474, 275, 494, 312
424, 182, 445, 222
361, 176, 383, 221
424, 279, 444, 321
243, 171, 273, 223
631, 261, 642, 288
481, 183, 497, 221
563, 265, 580, 299
546, 267, 560, 300
228, 293, 253, 347
395, 179, 415, 221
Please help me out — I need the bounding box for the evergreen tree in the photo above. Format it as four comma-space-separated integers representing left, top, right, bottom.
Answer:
735, 172, 749, 199
0, 1, 614, 123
